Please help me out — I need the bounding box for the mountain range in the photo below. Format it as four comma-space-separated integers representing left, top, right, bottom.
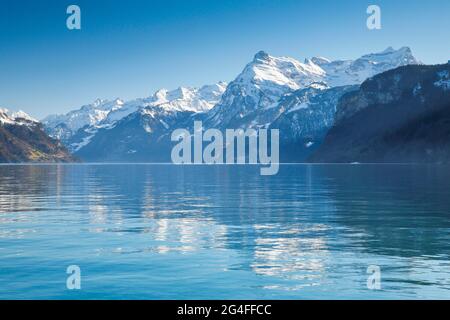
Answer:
6, 46, 446, 164
40, 46, 421, 162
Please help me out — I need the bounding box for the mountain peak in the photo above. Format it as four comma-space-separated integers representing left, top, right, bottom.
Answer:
11, 110, 38, 122
93, 99, 107, 107
0, 108, 38, 125
361, 46, 418, 63
310, 56, 331, 65
114, 98, 124, 106
174, 86, 193, 98
253, 50, 270, 62
399, 46, 412, 52
153, 88, 169, 101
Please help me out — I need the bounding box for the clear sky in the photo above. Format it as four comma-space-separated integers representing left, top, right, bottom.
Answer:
1, 0, 449, 119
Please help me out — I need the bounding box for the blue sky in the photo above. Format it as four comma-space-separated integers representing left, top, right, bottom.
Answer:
1, 0, 449, 119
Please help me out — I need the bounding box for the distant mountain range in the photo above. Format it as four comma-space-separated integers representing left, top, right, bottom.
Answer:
43, 82, 227, 150
40, 46, 423, 162
6, 46, 447, 164
0, 109, 75, 163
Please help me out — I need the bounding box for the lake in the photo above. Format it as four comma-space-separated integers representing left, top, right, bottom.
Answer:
0, 164, 450, 299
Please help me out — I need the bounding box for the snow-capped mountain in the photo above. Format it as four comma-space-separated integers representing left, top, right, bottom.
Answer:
74, 106, 194, 162
0, 108, 75, 162
42, 82, 227, 140
145, 82, 227, 113
42, 46, 420, 162
99, 82, 227, 127
43, 82, 227, 151
42, 99, 126, 142
204, 47, 419, 129
0, 108, 38, 126
312, 47, 419, 87
204, 51, 325, 128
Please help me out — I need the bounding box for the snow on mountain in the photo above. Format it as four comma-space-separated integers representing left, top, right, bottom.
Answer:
41, 46, 419, 161
43, 82, 227, 152
148, 82, 227, 112
204, 51, 327, 128
246, 51, 325, 91
43, 82, 227, 143
67, 83, 229, 156
45, 47, 417, 138
205, 47, 418, 129
73, 105, 195, 162
42, 99, 124, 140
0, 108, 38, 126
315, 46, 420, 87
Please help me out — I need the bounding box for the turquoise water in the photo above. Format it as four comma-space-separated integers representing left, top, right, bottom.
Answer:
0, 164, 450, 299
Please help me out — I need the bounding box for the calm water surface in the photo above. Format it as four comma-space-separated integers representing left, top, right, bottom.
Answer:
1, 164, 450, 299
